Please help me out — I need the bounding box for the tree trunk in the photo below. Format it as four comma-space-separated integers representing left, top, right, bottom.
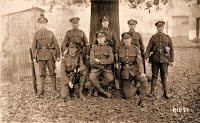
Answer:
89, 0, 120, 43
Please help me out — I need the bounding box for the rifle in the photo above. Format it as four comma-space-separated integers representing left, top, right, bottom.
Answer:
116, 50, 121, 89
113, 46, 120, 90
29, 48, 37, 95
142, 53, 146, 74
70, 49, 82, 88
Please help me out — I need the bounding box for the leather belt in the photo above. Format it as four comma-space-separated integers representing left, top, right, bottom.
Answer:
121, 62, 136, 66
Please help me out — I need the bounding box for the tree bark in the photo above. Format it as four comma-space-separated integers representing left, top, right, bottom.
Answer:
89, 0, 120, 43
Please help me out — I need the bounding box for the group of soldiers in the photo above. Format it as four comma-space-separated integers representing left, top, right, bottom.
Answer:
31, 14, 174, 107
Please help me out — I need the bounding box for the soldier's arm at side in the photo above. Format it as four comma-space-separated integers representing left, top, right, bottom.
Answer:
92, 36, 97, 46
100, 47, 114, 65
120, 38, 124, 47
136, 48, 144, 74
169, 37, 174, 62
144, 36, 153, 59
112, 31, 119, 53
60, 59, 70, 83
83, 32, 90, 55
31, 34, 37, 58
138, 33, 145, 54
52, 33, 60, 59
61, 32, 69, 55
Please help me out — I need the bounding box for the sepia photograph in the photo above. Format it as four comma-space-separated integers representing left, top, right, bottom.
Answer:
0, 0, 199, 122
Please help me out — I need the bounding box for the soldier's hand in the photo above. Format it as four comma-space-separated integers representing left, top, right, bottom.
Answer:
56, 58, 60, 62
69, 81, 73, 89
33, 58, 37, 63
95, 58, 100, 63
115, 63, 121, 69
115, 63, 119, 69
34, 54, 37, 59
86, 55, 90, 59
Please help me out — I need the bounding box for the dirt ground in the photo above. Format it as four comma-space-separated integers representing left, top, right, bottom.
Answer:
0, 37, 200, 123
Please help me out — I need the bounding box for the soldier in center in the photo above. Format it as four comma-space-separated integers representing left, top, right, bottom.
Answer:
89, 31, 114, 98
117, 32, 147, 107
92, 16, 120, 89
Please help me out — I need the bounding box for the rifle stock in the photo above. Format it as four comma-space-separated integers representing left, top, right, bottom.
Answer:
142, 53, 146, 74
71, 50, 81, 85
29, 48, 38, 95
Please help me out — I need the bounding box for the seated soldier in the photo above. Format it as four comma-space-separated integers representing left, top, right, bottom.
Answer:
60, 43, 87, 100
89, 31, 114, 98
117, 32, 147, 107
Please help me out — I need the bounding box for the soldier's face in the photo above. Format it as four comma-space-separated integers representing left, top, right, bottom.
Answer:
124, 38, 132, 46
71, 23, 79, 29
39, 23, 47, 29
97, 36, 106, 44
129, 24, 136, 30
157, 26, 164, 32
102, 21, 109, 28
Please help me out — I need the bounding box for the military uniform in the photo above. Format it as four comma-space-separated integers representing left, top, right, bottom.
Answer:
144, 21, 174, 99
121, 19, 145, 54
31, 14, 60, 95
61, 17, 89, 66
119, 32, 147, 106
89, 31, 114, 98
129, 30, 144, 52
60, 43, 87, 99
92, 16, 120, 89
92, 16, 119, 54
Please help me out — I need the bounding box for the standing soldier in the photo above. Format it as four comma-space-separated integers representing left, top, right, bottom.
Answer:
127, 19, 144, 55
92, 16, 120, 89
121, 19, 145, 72
60, 43, 87, 99
61, 17, 90, 67
117, 32, 147, 107
92, 16, 119, 53
144, 21, 174, 99
31, 14, 60, 96
89, 31, 114, 98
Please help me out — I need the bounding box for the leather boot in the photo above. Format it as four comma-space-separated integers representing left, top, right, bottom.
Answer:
94, 88, 99, 97
162, 79, 170, 99
148, 78, 157, 97
99, 88, 111, 98
61, 84, 69, 99
51, 77, 56, 91
79, 83, 85, 99
138, 99, 145, 107
115, 79, 120, 90
38, 77, 45, 96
